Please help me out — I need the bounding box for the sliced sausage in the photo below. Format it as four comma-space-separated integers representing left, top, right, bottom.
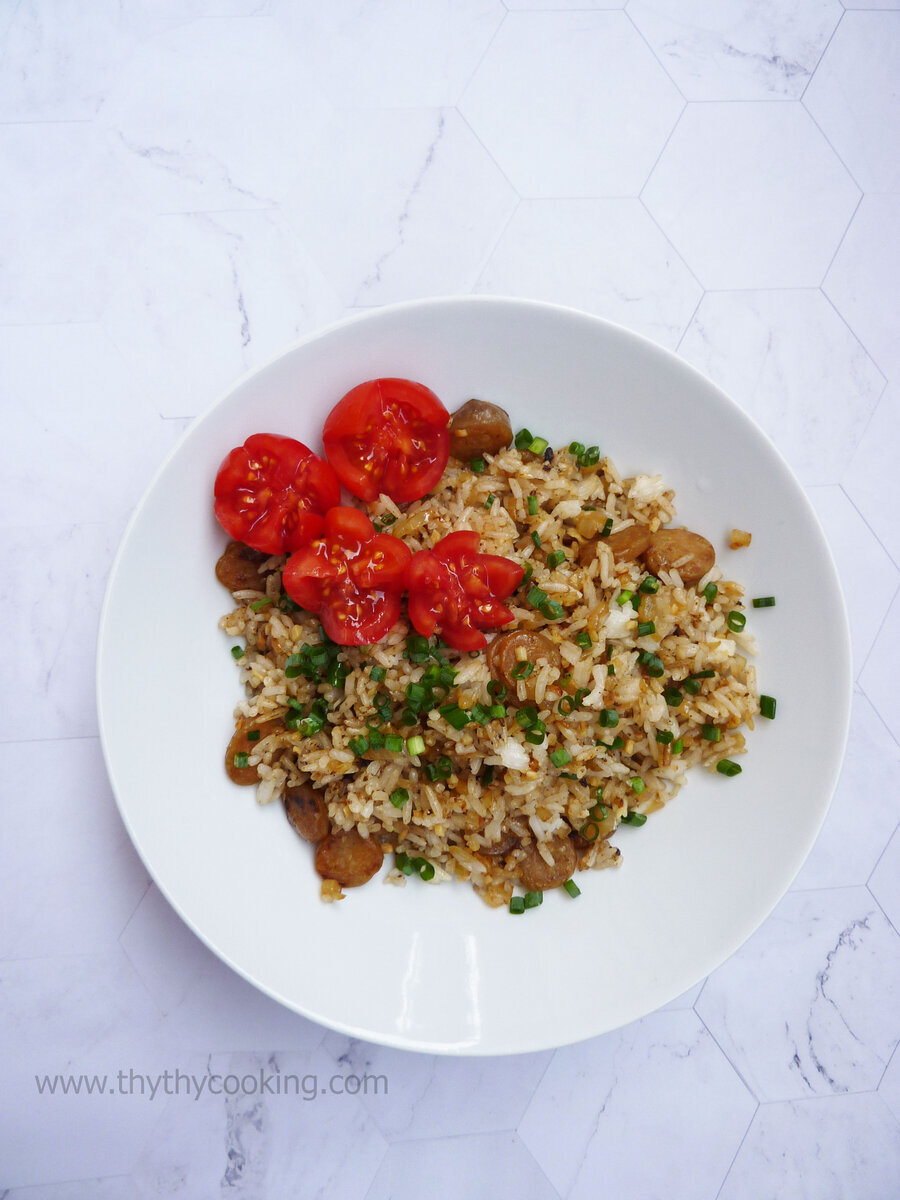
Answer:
578, 524, 652, 567
517, 835, 578, 891
314, 829, 383, 888
216, 540, 270, 592
486, 631, 562, 700
283, 783, 329, 844
448, 398, 513, 461
644, 528, 715, 586
477, 826, 520, 858
225, 717, 283, 785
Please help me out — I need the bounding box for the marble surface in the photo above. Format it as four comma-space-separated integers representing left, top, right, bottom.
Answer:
2, 1, 899, 1195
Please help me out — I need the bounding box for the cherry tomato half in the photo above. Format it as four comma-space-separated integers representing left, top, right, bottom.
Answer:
404, 530, 524, 652
283, 507, 412, 646
214, 433, 340, 556
322, 378, 450, 504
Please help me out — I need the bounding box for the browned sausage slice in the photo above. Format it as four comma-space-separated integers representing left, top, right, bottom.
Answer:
283, 783, 330, 843
578, 524, 652, 567
448, 398, 513, 461
486, 631, 562, 699
517, 835, 578, 891
216, 541, 271, 592
314, 829, 383, 887
644, 528, 715, 586
225, 717, 283, 785
477, 827, 520, 857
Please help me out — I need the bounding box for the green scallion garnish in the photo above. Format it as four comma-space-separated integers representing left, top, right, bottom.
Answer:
569, 441, 585, 457
406, 735, 425, 756
600, 517, 613, 538
233, 752, 249, 769
562, 879, 581, 898
528, 436, 549, 455
616, 590, 634, 606
578, 445, 600, 468
579, 820, 600, 842
439, 704, 468, 731
760, 695, 777, 719
726, 610, 746, 632
247, 730, 260, 742
525, 729, 546, 745
629, 777, 646, 794
509, 896, 525, 914
639, 576, 660, 594
703, 582, 718, 604
717, 759, 742, 776
470, 457, 486, 474
671, 738, 684, 754
575, 631, 592, 649
527, 585, 547, 607
531, 530, 541, 549
752, 596, 776, 608
701, 725, 721, 742
485, 494, 495, 509
370, 665, 386, 683
638, 650, 664, 678
546, 550, 566, 569
511, 661, 534, 680
621, 811, 647, 826
385, 734, 404, 754
550, 747, 573, 767
488, 680, 507, 699
540, 599, 565, 620
389, 787, 409, 809
514, 428, 533, 450
637, 621, 656, 637
664, 687, 683, 707
598, 709, 619, 728
523, 890, 543, 909
527, 494, 538, 516
230, 645, 244, 660
655, 730, 674, 745
249, 597, 272, 612
348, 736, 369, 756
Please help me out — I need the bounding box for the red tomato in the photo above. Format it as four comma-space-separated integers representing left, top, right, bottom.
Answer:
404, 530, 524, 651
214, 433, 340, 556
283, 507, 412, 645
322, 378, 450, 504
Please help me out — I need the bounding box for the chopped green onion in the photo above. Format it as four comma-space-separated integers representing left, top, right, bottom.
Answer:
378, 512, 397, 528
558, 695, 576, 715
527, 585, 548, 607
562, 879, 581, 898
325, 660, 348, 689
528, 436, 549, 455
511, 661, 534, 680
484, 493, 496, 509
578, 445, 600, 468
439, 704, 469, 731
684, 678, 700, 695
664, 687, 683, 708
481, 765, 495, 785
370, 665, 386, 683
598, 709, 619, 728
629, 777, 646, 794
579, 820, 600, 842
367, 729, 385, 750
519, 563, 534, 588
348, 736, 369, 757
727, 610, 746, 632
655, 730, 674, 745
385, 734, 404, 754
230, 645, 244, 660
717, 759, 742, 776
701, 725, 721, 742
559, 771, 578, 780
514, 428, 533, 450
233, 752, 249, 769
616, 590, 634, 606
438, 664, 458, 687
395, 851, 415, 876
250, 597, 272, 612
549, 747, 572, 767
284, 653, 303, 679
639, 576, 660, 594
515, 706, 539, 729
600, 517, 613, 538
470, 457, 486, 474
575, 631, 592, 649
277, 593, 302, 613
690, 669, 716, 679
509, 896, 525, 914
425, 756, 453, 782
405, 681, 428, 710
246, 729, 261, 743
469, 701, 491, 726
638, 650, 665, 678
417, 860, 435, 881
752, 596, 776, 608
488, 703, 507, 720
531, 530, 542, 549
527, 494, 538, 515
574, 687, 590, 705
760, 694, 777, 719
621, 811, 647, 826
406, 735, 425, 756
546, 550, 566, 569
703, 582, 718, 604
525, 729, 545, 745
590, 803, 609, 821
568, 441, 585, 457
540, 599, 565, 621
405, 633, 431, 663
607, 664, 615, 676
637, 621, 656, 637
671, 738, 684, 754
523, 890, 543, 909
488, 680, 507, 700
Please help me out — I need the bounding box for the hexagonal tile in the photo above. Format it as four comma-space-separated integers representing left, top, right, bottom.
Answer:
718, 1093, 900, 1199
806, 486, 898, 671
0, 738, 148, 960
643, 103, 859, 288
859, 586, 900, 747
120, 0, 270, 41
844, 388, 900, 570
101, 209, 343, 419
792, 690, 900, 891
459, 10, 683, 196
677, 289, 884, 484
4, 1179, 138, 1200
366, 1133, 558, 1200
321, 1033, 552, 1141
824, 194, 900, 385
695, 887, 900, 1101
629, 0, 842, 100
473, 198, 701, 347
870, 825, 900, 937
506, 1, 624, 8
282, 107, 517, 306
518, 1011, 755, 1198
879, 1042, 900, 1128
271, 0, 505, 107
804, 11, 900, 193
98, 16, 334, 213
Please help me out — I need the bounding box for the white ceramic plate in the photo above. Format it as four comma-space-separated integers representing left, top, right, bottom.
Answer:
97, 297, 851, 1055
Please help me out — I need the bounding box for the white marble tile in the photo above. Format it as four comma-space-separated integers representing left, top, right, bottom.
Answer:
119, 0, 270, 41
844, 388, 900, 571
879, 1043, 900, 1127
859, 586, 900, 746
806, 486, 899, 672
0, 0, 137, 123
505, 0, 625, 8
629, 0, 842, 101
643, 103, 860, 289
282, 107, 517, 307
695, 887, 900, 1102
0, 122, 151, 324
459, 10, 683, 196
271, 0, 505, 108
0, 950, 169, 1189
3, 522, 119, 743
100, 209, 344, 419
4, 1178, 139, 1200
365, 1132, 559, 1200
718, 1093, 900, 1200
792, 691, 900, 892
0, 324, 187, 523
518, 1011, 755, 1199
677, 289, 884, 486
804, 11, 900, 193
321, 1034, 551, 1141
0, 739, 148, 960
132, 1048, 387, 1199
97, 16, 333, 213
824, 194, 900, 386
869, 825, 900, 937
660, 979, 706, 1011
120, 885, 327, 1056
473, 198, 701, 348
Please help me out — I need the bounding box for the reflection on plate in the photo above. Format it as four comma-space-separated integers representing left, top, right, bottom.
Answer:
97, 298, 851, 1055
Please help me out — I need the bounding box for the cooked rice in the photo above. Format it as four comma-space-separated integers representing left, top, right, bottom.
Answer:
219, 447, 758, 906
